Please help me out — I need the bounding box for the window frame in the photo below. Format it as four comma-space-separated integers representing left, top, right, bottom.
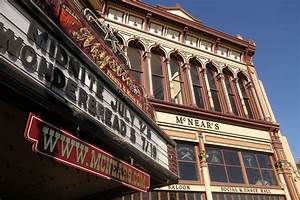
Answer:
206, 64, 222, 112
223, 69, 240, 116
127, 43, 145, 85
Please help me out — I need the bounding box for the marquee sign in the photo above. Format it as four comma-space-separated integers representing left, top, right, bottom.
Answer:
31, 0, 155, 119
0, 1, 169, 169
24, 113, 150, 192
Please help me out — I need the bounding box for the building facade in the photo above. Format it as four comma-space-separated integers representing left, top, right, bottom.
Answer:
81, 0, 300, 199
0, 0, 178, 199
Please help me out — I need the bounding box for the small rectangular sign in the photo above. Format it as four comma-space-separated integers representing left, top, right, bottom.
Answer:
24, 113, 150, 192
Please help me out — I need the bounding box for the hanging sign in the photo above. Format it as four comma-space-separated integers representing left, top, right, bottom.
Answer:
0, 1, 169, 169
24, 113, 150, 192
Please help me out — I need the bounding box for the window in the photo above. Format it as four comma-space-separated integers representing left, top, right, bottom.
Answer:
223, 68, 238, 115
206, 147, 244, 183
190, 60, 205, 108
212, 193, 285, 200
176, 142, 198, 180
150, 48, 166, 100
242, 152, 277, 186
127, 41, 145, 84
170, 54, 185, 104
238, 73, 253, 118
206, 64, 221, 112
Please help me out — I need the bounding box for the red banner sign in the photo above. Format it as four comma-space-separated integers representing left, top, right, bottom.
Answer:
24, 113, 150, 192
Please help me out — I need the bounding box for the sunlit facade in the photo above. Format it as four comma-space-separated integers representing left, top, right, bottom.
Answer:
84, 0, 300, 199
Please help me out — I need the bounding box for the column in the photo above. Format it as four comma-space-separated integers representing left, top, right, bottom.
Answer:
198, 132, 213, 200
271, 128, 299, 200
143, 51, 152, 97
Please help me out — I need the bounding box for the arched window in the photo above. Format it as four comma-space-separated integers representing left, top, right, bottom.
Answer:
190, 59, 205, 108
150, 47, 166, 100
223, 68, 239, 115
238, 73, 253, 118
206, 63, 221, 112
127, 40, 145, 84
169, 53, 184, 104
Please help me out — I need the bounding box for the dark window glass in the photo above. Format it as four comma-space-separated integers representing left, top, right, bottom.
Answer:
207, 147, 244, 183
224, 71, 239, 115
257, 154, 272, 168
152, 76, 164, 100
211, 90, 221, 112
151, 52, 165, 100
208, 164, 227, 182
170, 56, 184, 104
178, 192, 186, 200
142, 193, 149, 200
226, 194, 233, 200
193, 86, 204, 108
238, 77, 253, 118
212, 193, 218, 200
246, 168, 262, 184
178, 162, 198, 180
124, 195, 131, 200
127, 46, 143, 84
195, 193, 202, 200
240, 195, 247, 200
233, 194, 239, 200
133, 193, 140, 200
176, 142, 198, 180
151, 54, 163, 75
243, 152, 277, 186
187, 193, 194, 200
261, 169, 277, 186
207, 66, 221, 112
207, 68, 217, 89
160, 192, 168, 200
151, 192, 159, 200
190, 64, 204, 108
223, 150, 240, 165
169, 192, 176, 200
227, 166, 244, 183
243, 152, 258, 168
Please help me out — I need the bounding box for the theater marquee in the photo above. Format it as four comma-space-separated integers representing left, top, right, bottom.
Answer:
0, 1, 169, 169
24, 113, 150, 192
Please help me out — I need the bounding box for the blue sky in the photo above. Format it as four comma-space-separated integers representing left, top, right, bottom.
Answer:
144, 0, 300, 158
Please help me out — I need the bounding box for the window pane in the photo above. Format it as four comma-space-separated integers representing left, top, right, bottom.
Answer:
224, 75, 233, 93
142, 193, 149, 200
151, 192, 159, 200
187, 193, 194, 200
211, 90, 221, 112
152, 76, 164, 100
229, 95, 238, 115
232, 194, 239, 200
226, 194, 233, 200
124, 195, 131, 200
133, 193, 140, 200
238, 79, 247, 97
244, 99, 253, 119
170, 58, 180, 78
246, 168, 262, 185
195, 193, 202, 200
207, 68, 217, 89
128, 47, 142, 71
227, 166, 244, 183
178, 162, 198, 180
212, 193, 218, 200
169, 192, 176, 200
171, 80, 184, 104
262, 169, 277, 186
151, 54, 163, 75
190, 65, 200, 85
130, 70, 142, 83
223, 150, 240, 165
207, 148, 224, 164
178, 192, 186, 200
243, 152, 258, 168
193, 85, 204, 108
160, 192, 168, 200
177, 143, 196, 161
257, 154, 272, 169
208, 164, 227, 182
